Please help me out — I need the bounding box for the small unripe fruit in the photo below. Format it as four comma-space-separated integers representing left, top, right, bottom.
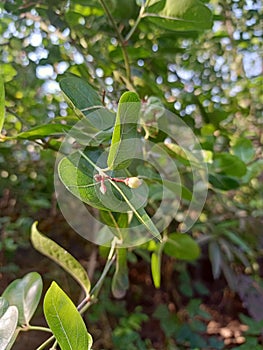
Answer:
124, 177, 142, 189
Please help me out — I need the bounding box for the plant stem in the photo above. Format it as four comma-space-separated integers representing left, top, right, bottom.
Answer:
24, 325, 53, 333
99, 0, 131, 82
36, 335, 55, 350
109, 180, 160, 241
90, 238, 117, 297
108, 211, 123, 241
77, 239, 117, 314
125, 2, 146, 42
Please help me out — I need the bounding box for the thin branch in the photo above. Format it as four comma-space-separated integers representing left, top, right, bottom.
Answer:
99, 0, 131, 82
36, 335, 55, 350
125, 3, 146, 42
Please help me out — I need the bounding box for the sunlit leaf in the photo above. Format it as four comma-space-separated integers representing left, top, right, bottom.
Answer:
0, 305, 19, 350
1, 63, 17, 82
2, 272, 42, 326
164, 233, 200, 260
144, 0, 213, 31
0, 298, 9, 318
5, 124, 71, 140
31, 222, 91, 296
151, 242, 165, 288
107, 91, 141, 170
44, 282, 92, 350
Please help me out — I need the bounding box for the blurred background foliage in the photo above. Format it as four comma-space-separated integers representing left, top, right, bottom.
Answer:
0, 0, 263, 348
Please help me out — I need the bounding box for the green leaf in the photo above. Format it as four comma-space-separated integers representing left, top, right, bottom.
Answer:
1, 63, 17, 82
0, 305, 19, 350
151, 252, 161, 288
2, 272, 42, 326
112, 248, 129, 298
144, 0, 213, 32
107, 91, 141, 170
109, 182, 161, 241
31, 222, 91, 296
151, 242, 165, 288
208, 241, 221, 279
213, 153, 247, 177
231, 137, 255, 163
224, 230, 252, 254
239, 313, 263, 336
99, 211, 128, 240
60, 76, 115, 129
0, 75, 5, 134
207, 109, 230, 126
58, 149, 147, 212
58, 149, 109, 211
59, 149, 161, 242
0, 298, 9, 318
163, 233, 200, 260
109, 47, 151, 62
242, 159, 263, 183
136, 164, 193, 201
5, 123, 71, 140
209, 174, 240, 190
44, 282, 92, 350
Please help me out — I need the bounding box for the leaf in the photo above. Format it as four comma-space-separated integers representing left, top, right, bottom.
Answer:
224, 230, 252, 254
44, 282, 92, 350
5, 124, 71, 140
2, 272, 42, 326
109, 182, 161, 241
58, 149, 109, 211
109, 47, 151, 62
242, 159, 263, 183
60, 76, 115, 130
31, 222, 91, 296
163, 233, 200, 260
0, 299, 20, 350
208, 241, 221, 279
231, 137, 255, 163
1, 63, 17, 82
0, 305, 19, 350
136, 164, 193, 201
99, 211, 128, 240
213, 153, 247, 177
0, 298, 9, 318
209, 174, 240, 190
151, 243, 165, 288
112, 248, 129, 298
144, 0, 213, 32
107, 91, 142, 170
58, 150, 146, 211
0, 75, 5, 134
59, 149, 161, 242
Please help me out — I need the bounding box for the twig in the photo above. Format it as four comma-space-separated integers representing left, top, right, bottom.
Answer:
99, 0, 131, 82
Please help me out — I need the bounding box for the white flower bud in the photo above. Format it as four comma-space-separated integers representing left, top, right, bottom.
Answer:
124, 177, 142, 189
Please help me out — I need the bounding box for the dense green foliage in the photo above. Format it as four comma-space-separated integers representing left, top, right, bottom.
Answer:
0, 0, 263, 349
